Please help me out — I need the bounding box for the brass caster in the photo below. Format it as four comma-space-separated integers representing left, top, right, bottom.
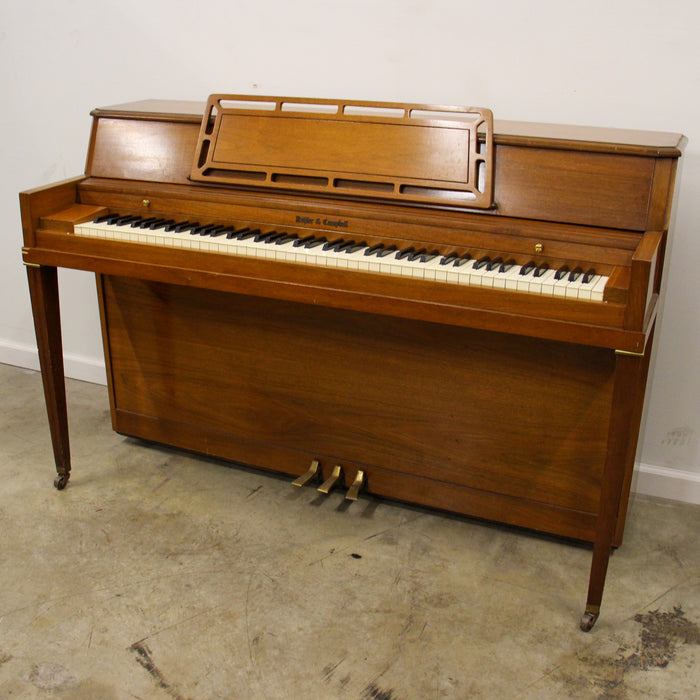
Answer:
580, 608, 599, 632
53, 473, 70, 490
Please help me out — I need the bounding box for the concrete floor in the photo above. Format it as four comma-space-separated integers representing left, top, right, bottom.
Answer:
0, 362, 698, 699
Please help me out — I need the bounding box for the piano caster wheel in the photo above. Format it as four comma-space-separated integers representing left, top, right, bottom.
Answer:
53, 473, 70, 490
579, 609, 599, 632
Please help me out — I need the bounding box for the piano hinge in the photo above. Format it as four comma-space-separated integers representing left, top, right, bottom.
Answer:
23, 261, 42, 268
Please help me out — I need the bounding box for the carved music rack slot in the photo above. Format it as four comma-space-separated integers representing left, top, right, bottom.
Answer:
190, 95, 494, 209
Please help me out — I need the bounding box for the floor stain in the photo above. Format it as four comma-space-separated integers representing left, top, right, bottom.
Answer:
560, 606, 699, 699
322, 656, 346, 682
362, 681, 403, 700
23, 662, 76, 691
129, 641, 188, 700
628, 606, 700, 669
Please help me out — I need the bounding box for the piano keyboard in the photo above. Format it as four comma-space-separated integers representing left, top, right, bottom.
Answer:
74, 214, 609, 301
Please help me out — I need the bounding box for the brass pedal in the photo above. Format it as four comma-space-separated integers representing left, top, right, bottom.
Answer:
292, 459, 320, 487
345, 470, 365, 501
317, 465, 343, 494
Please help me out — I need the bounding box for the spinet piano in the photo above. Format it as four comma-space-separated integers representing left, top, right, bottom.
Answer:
20, 95, 685, 630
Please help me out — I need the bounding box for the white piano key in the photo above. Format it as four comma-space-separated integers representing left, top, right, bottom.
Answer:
590, 275, 609, 301
552, 273, 571, 296
492, 263, 521, 290
74, 217, 610, 304
564, 273, 587, 299
515, 269, 535, 293
529, 268, 557, 295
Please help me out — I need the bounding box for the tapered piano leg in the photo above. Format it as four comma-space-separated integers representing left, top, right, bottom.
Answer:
26, 264, 71, 489
581, 349, 646, 631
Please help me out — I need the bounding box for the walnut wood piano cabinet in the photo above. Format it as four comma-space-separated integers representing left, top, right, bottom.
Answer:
20, 96, 685, 630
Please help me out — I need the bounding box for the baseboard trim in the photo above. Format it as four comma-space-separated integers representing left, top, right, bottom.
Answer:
633, 462, 700, 505
0, 339, 106, 385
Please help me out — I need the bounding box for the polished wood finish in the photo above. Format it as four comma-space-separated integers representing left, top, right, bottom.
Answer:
19, 96, 685, 629
99, 276, 613, 538
26, 265, 70, 488
190, 95, 494, 209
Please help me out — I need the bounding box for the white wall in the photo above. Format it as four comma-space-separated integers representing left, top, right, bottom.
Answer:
1, 0, 698, 501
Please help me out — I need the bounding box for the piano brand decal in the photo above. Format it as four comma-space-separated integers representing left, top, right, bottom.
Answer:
296, 215, 349, 229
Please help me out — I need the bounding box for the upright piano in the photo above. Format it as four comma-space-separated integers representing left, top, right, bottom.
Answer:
20, 95, 685, 630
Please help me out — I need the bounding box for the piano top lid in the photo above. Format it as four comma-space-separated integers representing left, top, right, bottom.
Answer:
91, 99, 686, 158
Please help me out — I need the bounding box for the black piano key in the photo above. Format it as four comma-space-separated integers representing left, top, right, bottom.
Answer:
201, 225, 226, 236
499, 259, 517, 273
583, 268, 597, 284
93, 213, 113, 223
304, 237, 327, 249
534, 263, 549, 278
344, 242, 366, 254
237, 228, 260, 240
294, 234, 316, 247
115, 215, 140, 226
225, 227, 250, 239
211, 226, 235, 237
395, 247, 415, 260
193, 223, 215, 235
140, 218, 167, 229
174, 222, 199, 233
276, 234, 299, 245
165, 220, 189, 231
138, 217, 162, 228
135, 217, 158, 228
364, 243, 386, 256
486, 257, 503, 271
365, 244, 398, 258
334, 240, 357, 252
554, 265, 570, 280
407, 248, 427, 261
420, 250, 440, 263
568, 266, 584, 282
323, 238, 345, 251
440, 252, 459, 265
150, 219, 175, 230
376, 245, 398, 258
519, 261, 537, 276
260, 231, 286, 244
454, 254, 472, 267
474, 256, 491, 270
325, 239, 354, 252
129, 217, 146, 227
